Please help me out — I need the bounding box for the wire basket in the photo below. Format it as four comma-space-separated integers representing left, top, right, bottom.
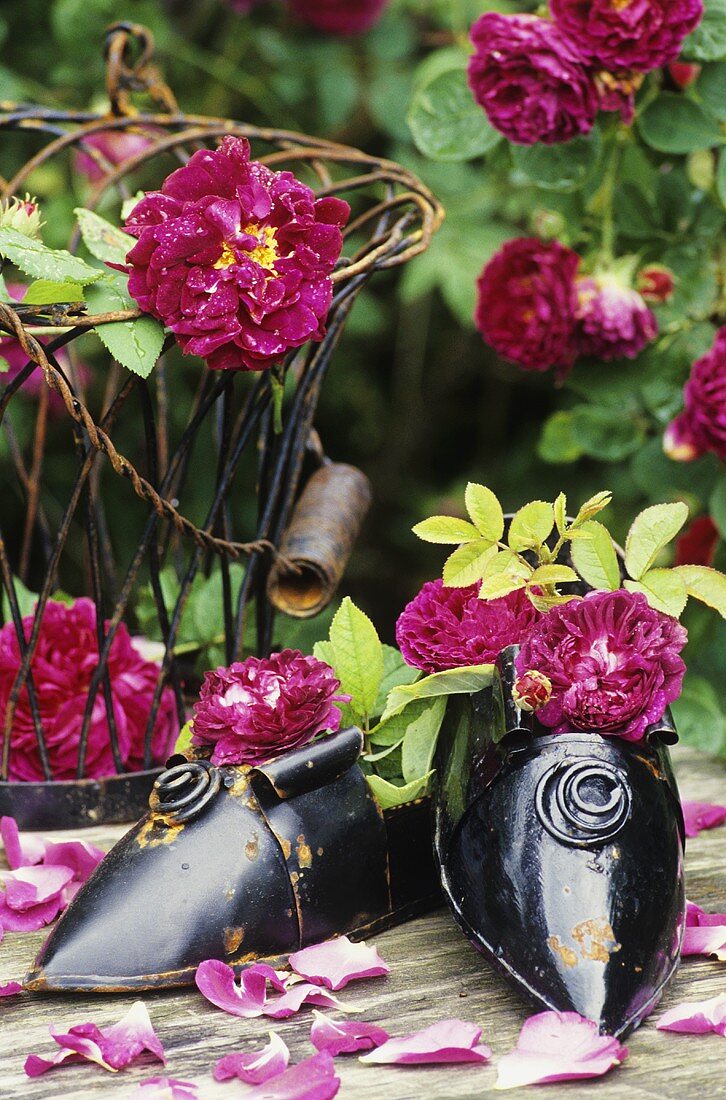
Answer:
0, 22, 442, 827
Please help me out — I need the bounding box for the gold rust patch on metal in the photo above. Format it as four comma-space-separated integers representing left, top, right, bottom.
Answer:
635, 754, 665, 780
245, 833, 260, 861
223, 926, 246, 954
547, 935, 578, 968
229, 775, 250, 798
290, 871, 300, 885
136, 817, 184, 849
571, 918, 621, 963
296, 834, 312, 869
317, 846, 324, 857
280, 838, 292, 860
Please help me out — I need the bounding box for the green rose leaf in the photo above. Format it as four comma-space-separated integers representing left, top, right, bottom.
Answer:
673, 564, 726, 617
554, 493, 567, 536
508, 501, 555, 552
75, 207, 136, 266
0, 226, 102, 284
717, 147, 726, 207
571, 406, 646, 462
624, 501, 689, 580
710, 472, 726, 538
510, 129, 601, 192
638, 93, 721, 154
407, 65, 502, 162
479, 574, 528, 600
570, 520, 621, 591
412, 515, 481, 544
1, 574, 38, 621
372, 645, 420, 717
682, 0, 726, 61
84, 275, 164, 379
382, 663, 495, 720
572, 491, 613, 526
173, 720, 194, 757
442, 540, 498, 587
327, 596, 384, 719
528, 564, 579, 586
366, 771, 433, 809
400, 695, 448, 783
464, 482, 504, 542
624, 569, 688, 617
22, 280, 85, 305
671, 675, 726, 755
538, 411, 583, 464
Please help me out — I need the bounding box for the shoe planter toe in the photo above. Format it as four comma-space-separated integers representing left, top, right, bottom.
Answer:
435, 647, 685, 1037
26, 727, 440, 993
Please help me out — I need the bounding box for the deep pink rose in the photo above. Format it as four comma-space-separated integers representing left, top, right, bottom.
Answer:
1, 284, 89, 414
75, 130, 156, 184
516, 590, 687, 741
125, 136, 349, 372
664, 327, 726, 463
576, 275, 657, 360
0, 599, 176, 781
396, 579, 541, 675
468, 14, 598, 146
289, 0, 389, 34
551, 0, 703, 73
192, 649, 347, 766
475, 238, 580, 374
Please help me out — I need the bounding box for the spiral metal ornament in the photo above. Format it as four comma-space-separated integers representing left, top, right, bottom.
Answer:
149, 760, 221, 823
535, 759, 631, 848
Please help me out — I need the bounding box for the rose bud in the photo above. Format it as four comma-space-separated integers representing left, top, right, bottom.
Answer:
668, 60, 701, 88
636, 264, 676, 304
0, 195, 43, 239
513, 670, 553, 713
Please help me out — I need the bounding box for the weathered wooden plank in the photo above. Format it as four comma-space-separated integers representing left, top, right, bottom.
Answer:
0, 745, 723, 1099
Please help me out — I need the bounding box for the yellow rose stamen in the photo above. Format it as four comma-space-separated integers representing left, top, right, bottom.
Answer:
214, 223, 279, 273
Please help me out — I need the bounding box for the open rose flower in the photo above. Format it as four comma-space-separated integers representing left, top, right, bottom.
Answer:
551, 0, 703, 73
664, 326, 726, 463
576, 273, 657, 360
289, 0, 389, 35
125, 135, 349, 372
192, 650, 346, 766
475, 238, 580, 374
0, 598, 177, 781
396, 579, 540, 674
516, 589, 687, 741
468, 14, 598, 146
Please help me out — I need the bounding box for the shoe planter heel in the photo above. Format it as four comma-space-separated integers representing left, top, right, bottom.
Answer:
25, 727, 440, 993
434, 646, 686, 1038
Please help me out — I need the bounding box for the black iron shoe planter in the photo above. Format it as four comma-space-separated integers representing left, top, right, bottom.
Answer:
434, 646, 686, 1038
26, 727, 439, 993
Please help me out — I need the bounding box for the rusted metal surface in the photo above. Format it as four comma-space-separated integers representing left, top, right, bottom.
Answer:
25, 728, 441, 992
267, 463, 373, 618
0, 22, 443, 822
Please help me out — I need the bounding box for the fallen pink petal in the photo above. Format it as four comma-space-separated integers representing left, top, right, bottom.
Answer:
195, 960, 289, 1018
0, 864, 74, 931
130, 1077, 200, 1099
214, 1031, 290, 1084
359, 1018, 491, 1065
0, 981, 23, 997
657, 994, 726, 1036
495, 1011, 628, 1090
681, 801, 726, 838
42, 838, 105, 882
24, 1000, 166, 1076
263, 982, 344, 1019
288, 935, 390, 990
310, 1010, 390, 1055
0, 816, 46, 868
242, 1050, 340, 1099
683, 901, 726, 960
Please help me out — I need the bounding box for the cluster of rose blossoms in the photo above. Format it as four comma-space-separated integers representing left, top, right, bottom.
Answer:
468, 1, 703, 146
396, 583, 686, 744
124, 136, 349, 373
475, 237, 661, 374
665, 326, 726, 464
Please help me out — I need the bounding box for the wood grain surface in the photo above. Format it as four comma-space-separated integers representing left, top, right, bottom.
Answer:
1, 745, 723, 1099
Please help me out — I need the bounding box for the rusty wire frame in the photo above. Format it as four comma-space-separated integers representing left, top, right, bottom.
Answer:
0, 23, 442, 798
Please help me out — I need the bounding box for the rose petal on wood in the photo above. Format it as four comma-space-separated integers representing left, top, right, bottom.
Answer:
360, 1018, 491, 1065
495, 1011, 627, 1090
288, 936, 389, 991
657, 995, 726, 1036
214, 1031, 290, 1084
310, 1011, 390, 1055
24, 1001, 165, 1076
681, 801, 726, 838
242, 1050, 340, 1100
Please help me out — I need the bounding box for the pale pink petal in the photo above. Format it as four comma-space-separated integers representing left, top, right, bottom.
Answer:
495, 1011, 628, 1090
683, 926, 726, 960
359, 1018, 491, 1065
195, 960, 287, 1018
0, 816, 46, 869
657, 994, 726, 1036
24, 1001, 166, 1076
263, 983, 344, 1019
681, 801, 726, 838
43, 839, 104, 882
130, 1076, 199, 1098
288, 936, 390, 991
214, 1031, 290, 1083
1, 864, 74, 910
0, 981, 23, 997
0, 893, 64, 932
242, 1050, 340, 1100
310, 1010, 389, 1055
